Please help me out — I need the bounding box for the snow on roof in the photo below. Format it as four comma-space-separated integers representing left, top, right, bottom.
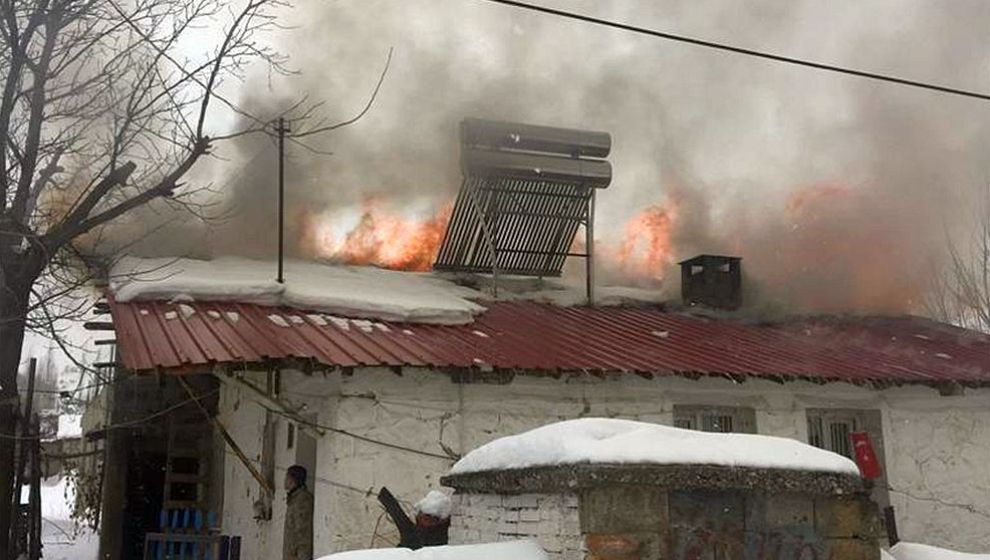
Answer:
414, 490, 452, 519
110, 256, 487, 324
450, 418, 860, 476
315, 540, 548, 560
890, 543, 990, 560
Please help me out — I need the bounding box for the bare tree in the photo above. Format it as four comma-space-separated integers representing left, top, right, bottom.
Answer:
926, 184, 990, 333
0, 0, 291, 551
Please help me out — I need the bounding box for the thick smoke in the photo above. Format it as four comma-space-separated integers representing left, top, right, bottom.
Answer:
120, 0, 989, 314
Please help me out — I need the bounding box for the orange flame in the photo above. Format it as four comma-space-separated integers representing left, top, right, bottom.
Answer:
611, 203, 678, 282
770, 182, 919, 313
302, 198, 452, 271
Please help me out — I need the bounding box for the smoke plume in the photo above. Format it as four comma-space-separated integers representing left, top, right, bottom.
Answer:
114, 0, 990, 314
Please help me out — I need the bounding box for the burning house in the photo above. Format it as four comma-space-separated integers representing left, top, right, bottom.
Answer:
84, 120, 990, 559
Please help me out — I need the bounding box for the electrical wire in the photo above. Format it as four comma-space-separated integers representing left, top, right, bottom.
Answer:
475, 0, 990, 102
263, 407, 456, 461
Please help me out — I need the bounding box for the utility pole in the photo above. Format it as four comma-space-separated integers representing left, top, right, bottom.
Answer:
275, 117, 290, 284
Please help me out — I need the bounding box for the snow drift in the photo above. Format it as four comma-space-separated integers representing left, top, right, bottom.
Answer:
450, 418, 860, 475
315, 540, 548, 560
110, 256, 486, 324
890, 543, 990, 560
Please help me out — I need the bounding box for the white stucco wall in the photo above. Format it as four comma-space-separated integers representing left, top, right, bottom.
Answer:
216, 367, 990, 558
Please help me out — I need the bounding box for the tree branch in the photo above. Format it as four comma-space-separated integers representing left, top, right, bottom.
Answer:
291, 47, 393, 139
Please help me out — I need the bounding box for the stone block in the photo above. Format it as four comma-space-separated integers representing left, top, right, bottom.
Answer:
815, 496, 881, 539
585, 533, 641, 560
498, 520, 518, 534
580, 487, 668, 533
506, 494, 540, 509
826, 538, 881, 560
765, 494, 815, 528
521, 509, 542, 522
517, 519, 542, 535
669, 490, 745, 530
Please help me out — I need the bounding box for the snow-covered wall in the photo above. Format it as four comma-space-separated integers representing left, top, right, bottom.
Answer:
216, 368, 990, 558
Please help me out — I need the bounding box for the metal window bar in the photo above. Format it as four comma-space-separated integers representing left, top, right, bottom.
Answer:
702, 414, 735, 433
807, 416, 824, 448
829, 421, 853, 459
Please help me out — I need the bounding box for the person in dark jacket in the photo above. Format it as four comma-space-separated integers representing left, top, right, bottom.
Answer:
284, 465, 314, 560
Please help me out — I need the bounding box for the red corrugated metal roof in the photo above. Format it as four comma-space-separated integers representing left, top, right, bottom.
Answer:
107, 299, 990, 385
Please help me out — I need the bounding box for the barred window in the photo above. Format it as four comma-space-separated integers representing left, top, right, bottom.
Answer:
806, 408, 888, 507
672, 405, 756, 434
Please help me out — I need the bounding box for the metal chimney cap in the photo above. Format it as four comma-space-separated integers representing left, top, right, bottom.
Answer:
678, 254, 742, 266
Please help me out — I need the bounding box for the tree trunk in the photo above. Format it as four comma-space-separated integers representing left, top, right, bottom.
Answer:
0, 257, 39, 557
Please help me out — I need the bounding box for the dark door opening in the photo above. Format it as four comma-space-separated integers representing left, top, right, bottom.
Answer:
122, 432, 166, 560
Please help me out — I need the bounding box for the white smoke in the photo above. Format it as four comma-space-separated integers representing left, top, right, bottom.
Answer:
117, 0, 990, 313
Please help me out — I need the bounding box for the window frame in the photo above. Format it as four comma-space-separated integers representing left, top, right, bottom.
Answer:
672, 405, 757, 434
806, 407, 889, 507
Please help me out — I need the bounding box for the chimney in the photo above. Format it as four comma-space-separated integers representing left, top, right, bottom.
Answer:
679, 254, 742, 310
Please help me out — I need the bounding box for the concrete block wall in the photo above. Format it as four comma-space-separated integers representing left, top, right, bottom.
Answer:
449, 493, 583, 560
448, 483, 881, 560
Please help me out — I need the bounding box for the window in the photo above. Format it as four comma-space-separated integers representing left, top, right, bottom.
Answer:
287, 422, 296, 450
806, 408, 889, 507
673, 405, 756, 434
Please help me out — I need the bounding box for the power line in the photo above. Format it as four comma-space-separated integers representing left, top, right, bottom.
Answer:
475, 0, 990, 102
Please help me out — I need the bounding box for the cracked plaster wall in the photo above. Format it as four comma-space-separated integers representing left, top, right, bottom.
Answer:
215, 368, 990, 558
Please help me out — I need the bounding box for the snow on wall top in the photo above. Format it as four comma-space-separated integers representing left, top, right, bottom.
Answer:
110, 256, 487, 324
415, 490, 452, 519
890, 543, 990, 560
315, 540, 548, 560
450, 418, 860, 476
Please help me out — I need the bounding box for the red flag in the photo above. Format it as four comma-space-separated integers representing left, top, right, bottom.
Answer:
851, 431, 882, 480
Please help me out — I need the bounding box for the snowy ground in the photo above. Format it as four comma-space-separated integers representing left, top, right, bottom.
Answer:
316, 540, 548, 560
889, 542, 990, 560
27, 477, 98, 560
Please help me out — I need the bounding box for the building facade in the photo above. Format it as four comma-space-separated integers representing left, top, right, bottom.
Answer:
99, 296, 990, 559
214, 367, 990, 557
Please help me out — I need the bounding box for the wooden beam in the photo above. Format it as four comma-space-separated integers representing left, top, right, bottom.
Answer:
176, 377, 273, 496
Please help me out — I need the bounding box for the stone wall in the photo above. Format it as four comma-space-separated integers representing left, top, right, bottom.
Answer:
448, 493, 582, 559
215, 367, 990, 558
581, 487, 880, 560
445, 486, 881, 560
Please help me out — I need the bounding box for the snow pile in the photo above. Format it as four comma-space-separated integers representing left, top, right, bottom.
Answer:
110, 257, 486, 324
57, 415, 82, 439
890, 543, 990, 560
316, 540, 547, 560
414, 490, 452, 519
450, 418, 860, 475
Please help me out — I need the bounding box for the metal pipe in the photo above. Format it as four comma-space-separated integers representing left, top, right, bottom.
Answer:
462, 150, 612, 188
276, 118, 287, 284
586, 190, 595, 305
461, 118, 612, 158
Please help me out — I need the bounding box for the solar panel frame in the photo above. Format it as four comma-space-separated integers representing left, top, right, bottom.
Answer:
434, 175, 594, 277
